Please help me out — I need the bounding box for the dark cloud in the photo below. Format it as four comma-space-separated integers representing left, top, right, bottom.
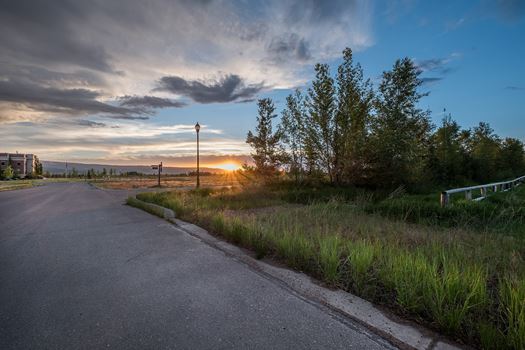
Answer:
1, 63, 108, 89
267, 34, 311, 63
416, 58, 453, 74
104, 115, 150, 121
156, 74, 264, 103
416, 55, 459, 86
420, 77, 443, 85
0, 79, 144, 119
118, 95, 187, 109
77, 120, 107, 127
505, 86, 525, 90
0, 1, 115, 72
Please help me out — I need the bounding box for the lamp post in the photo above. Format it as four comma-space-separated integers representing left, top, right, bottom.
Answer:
195, 122, 200, 188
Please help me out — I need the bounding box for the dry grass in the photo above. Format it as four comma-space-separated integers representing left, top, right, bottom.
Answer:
93, 173, 247, 190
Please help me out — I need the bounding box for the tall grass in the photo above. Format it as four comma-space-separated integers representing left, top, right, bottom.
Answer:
133, 187, 525, 348
500, 278, 525, 349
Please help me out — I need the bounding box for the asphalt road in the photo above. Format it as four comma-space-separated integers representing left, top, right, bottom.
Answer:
0, 182, 394, 349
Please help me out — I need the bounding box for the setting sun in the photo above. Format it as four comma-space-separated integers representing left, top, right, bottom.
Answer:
214, 163, 241, 171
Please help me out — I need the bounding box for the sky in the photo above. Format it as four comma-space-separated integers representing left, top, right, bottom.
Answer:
0, 0, 524, 168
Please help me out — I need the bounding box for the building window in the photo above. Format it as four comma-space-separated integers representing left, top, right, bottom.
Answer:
17, 162, 21, 166
1, 162, 4, 165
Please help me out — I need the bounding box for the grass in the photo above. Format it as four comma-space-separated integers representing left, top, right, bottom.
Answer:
0, 178, 85, 191
365, 184, 525, 235
93, 173, 244, 190
131, 184, 525, 348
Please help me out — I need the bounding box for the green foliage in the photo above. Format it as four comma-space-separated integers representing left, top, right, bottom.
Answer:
280, 89, 307, 181
1, 165, 14, 179
255, 48, 525, 191
246, 98, 287, 180
369, 57, 432, 188
335, 47, 374, 185
365, 184, 525, 235
305, 63, 337, 182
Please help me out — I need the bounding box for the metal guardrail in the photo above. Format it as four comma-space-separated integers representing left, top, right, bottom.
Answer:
440, 175, 525, 207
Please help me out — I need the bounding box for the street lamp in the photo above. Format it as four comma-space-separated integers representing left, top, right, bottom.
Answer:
195, 122, 200, 188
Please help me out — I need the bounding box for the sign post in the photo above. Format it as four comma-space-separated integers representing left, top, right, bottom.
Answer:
151, 162, 162, 187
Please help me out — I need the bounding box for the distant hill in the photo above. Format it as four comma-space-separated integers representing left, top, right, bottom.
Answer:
42, 161, 224, 175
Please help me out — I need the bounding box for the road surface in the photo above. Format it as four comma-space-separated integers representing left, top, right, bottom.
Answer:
0, 182, 394, 349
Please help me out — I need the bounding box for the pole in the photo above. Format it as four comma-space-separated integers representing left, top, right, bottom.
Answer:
158, 161, 162, 187
196, 131, 200, 188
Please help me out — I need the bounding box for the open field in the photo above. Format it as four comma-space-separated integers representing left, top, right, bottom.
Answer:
132, 183, 525, 349
0, 173, 245, 192
92, 173, 245, 190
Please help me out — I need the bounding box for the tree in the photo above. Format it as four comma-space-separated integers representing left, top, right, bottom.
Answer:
370, 58, 432, 188
499, 137, 525, 178
34, 156, 43, 176
246, 98, 286, 179
469, 122, 501, 182
71, 167, 79, 178
281, 89, 307, 182
306, 63, 337, 183
335, 47, 374, 184
429, 111, 465, 185
2, 165, 14, 180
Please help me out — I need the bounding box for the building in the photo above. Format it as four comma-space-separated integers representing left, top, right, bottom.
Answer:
0, 153, 37, 178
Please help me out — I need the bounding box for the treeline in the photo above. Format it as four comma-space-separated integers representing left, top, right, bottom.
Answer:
247, 48, 525, 189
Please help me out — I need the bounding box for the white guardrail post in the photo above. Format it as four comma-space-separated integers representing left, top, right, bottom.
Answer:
440, 175, 525, 207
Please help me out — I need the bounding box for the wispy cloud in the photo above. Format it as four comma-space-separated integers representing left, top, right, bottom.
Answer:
0, 120, 243, 164
416, 53, 461, 86
505, 86, 525, 91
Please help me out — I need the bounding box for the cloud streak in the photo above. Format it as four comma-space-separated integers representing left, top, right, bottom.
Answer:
0, 79, 138, 119
157, 74, 265, 103
416, 53, 461, 86
118, 95, 187, 109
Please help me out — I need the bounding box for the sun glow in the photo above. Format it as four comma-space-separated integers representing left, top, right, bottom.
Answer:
213, 162, 241, 171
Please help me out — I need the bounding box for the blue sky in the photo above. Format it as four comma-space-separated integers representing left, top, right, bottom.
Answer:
0, 0, 523, 167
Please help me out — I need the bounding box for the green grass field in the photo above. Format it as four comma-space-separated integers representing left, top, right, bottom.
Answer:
131, 183, 525, 349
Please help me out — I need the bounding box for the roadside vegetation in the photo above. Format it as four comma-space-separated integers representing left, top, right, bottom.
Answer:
131, 47, 525, 348
134, 183, 525, 349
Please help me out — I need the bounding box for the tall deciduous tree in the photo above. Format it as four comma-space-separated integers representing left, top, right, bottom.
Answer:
281, 89, 307, 182
306, 63, 336, 183
469, 122, 501, 182
370, 58, 432, 188
246, 98, 286, 179
429, 112, 465, 185
499, 138, 525, 177
335, 47, 374, 184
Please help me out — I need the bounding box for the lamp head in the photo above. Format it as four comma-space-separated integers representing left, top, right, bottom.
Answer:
195, 122, 201, 133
